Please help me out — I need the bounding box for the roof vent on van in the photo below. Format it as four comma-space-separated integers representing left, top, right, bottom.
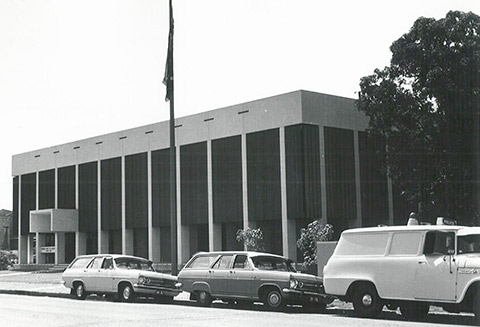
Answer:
436, 217, 457, 226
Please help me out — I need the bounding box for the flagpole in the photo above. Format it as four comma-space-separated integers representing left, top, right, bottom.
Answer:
164, 0, 178, 275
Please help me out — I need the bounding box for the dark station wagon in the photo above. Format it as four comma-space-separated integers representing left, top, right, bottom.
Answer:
178, 251, 331, 311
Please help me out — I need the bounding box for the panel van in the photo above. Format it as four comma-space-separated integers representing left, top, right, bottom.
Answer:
323, 218, 480, 323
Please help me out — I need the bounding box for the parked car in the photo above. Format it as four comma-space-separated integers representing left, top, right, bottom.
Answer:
178, 251, 331, 311
62, 254, 182, 302
323, 217, 480, 324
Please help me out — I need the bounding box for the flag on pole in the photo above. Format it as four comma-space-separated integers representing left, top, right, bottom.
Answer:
163, 0, 174, 102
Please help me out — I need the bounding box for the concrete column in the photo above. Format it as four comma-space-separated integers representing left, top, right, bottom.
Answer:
279, 127, 293, 258
181, 225, 190, 264
55, 232, 65, 264
36, 233, 45, 264
387, 177, 395, 226
19, 236, 28, 264
100, 230, 109, 253
176, 146, 182, 265
76, 232, 87, 257
212, 223, 222, 251
27, 234, 34, 264
353, 130, 362, 228
147, 151, 156, 261
319, 126, 328, 226
207, 140, 216, 251
151, 227, 161, 262
54, 168, 58, 209
241, 134, 249, 231
288, 219, 297, 262
121, 156, 134, 255
97, 160, 107, 253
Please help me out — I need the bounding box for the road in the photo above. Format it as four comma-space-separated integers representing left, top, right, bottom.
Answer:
0, 294, 476, 327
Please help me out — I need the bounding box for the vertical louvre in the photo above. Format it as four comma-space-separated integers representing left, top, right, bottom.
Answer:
285, 124, 322, 221
39, 169, 55, 209
247, 128, 281, 222
101, 157, 122, 230
78, 162, 98, 233
58, 166, 75, 209
20, 173, 36, 235
359, 132, 389, 226
125, 153, 148, 229
180, 142, 208, 225
212, 136, 243, 224
324, 127, 356, 235
152, 148, 172, 227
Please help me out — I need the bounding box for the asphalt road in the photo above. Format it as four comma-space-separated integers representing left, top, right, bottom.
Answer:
0, 294, 477, 327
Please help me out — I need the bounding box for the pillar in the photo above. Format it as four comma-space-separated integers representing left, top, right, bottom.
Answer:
36, 233, 45, 264
55, 232, 65, 264
319, 126, 328, 226
279, 127, 294, 258
353, 130, 363, 228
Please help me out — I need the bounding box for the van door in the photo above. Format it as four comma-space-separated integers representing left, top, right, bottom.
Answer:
413, 231, 457, 301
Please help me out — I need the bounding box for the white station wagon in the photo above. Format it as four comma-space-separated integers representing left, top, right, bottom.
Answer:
62, 254, 181, 302
324, 218, 480, 324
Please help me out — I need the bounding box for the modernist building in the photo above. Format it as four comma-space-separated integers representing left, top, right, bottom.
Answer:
11, 90, 411, 266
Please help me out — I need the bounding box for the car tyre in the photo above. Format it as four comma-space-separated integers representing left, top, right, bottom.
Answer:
264, 288, 285, 311
473, 289, 480, 326
196, 291, 212, 307
400, 302, 429, 321
73, 283, 87, 300
352, 284, 383, 318
119, 284, 135, 303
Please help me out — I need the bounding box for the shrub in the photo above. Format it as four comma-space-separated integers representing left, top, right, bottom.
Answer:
236, 227, 266, 252
297, 221, 333, 267
0, 250, 17, 270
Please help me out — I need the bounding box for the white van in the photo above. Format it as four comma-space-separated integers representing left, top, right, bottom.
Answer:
323, 218, 480, 323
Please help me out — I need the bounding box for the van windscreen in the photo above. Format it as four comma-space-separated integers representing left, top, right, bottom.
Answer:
335, 233, 389, 256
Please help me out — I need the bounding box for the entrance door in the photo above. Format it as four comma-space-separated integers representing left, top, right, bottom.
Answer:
65, 233, 76, 264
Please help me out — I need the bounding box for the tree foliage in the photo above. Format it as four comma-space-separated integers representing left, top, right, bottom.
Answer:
236, 227, 266, 252
297, 221, 333, 267
357, 11, 480, 224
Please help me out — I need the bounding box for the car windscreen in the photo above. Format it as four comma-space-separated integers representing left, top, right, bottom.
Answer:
114, 257, 155, 271
458, 234, 480, 254
251, 256, 296, 272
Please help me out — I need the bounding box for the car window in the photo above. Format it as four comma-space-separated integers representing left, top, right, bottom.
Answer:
88, 257, 103, 269
187, 255, 218, 269
389, 232, 422, 256
114, 257, 154, 271
335, 233, 389, 256
233, 255, 249, 269
69, 257, 92, 269
212, 255, 233, 270
424, 231, 455, 255
251, 256, 296, 272
102, 257, 114, 269
458, 234, 480, 254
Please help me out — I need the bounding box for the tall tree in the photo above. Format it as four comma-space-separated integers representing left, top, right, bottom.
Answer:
357, 11, 480, 224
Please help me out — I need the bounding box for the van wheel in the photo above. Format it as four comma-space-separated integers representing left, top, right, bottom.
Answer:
73, 283, 87, 300
400, 302, 429, 321
473, 289, 480, 325
264, 288, 285, 311
196, 291, 212, 307
352, 284, 383, 318
119, 284, 135, 302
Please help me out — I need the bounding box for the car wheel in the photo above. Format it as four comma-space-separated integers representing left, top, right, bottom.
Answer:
352, 284, 383, 318
264, 288, 285, 311
119, 284, 135, 303
473, 290, 480, 326
196, 291, 212, 307
73, 283, 87, 300
400, 302, 429, 321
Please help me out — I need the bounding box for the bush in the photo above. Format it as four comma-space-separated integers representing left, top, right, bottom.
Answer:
236, 227, 266, 252
297, 221, 333, 267
0, 250, 17, 270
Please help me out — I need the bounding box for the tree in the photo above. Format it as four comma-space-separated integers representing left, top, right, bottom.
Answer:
357, 11, 480, 224
297, 221, 333, 267
236, 227, 266, 252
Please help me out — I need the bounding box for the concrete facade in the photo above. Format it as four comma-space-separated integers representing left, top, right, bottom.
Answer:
12, 90, 397, 267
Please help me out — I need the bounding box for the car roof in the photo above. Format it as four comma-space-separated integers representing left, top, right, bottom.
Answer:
191, 251, 290, 260
342, 225, 466, 235
73, 254, 151, 261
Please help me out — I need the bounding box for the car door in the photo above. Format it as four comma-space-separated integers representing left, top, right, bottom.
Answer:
96, 257, 115, 292
83, 256, 103, 291
414, 231, 457, 301
207, 255, 233, 297
225, 254, 254, 298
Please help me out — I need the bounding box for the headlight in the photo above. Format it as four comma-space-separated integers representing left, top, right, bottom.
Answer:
138, 276, 146, 284
289, 278, 298, 289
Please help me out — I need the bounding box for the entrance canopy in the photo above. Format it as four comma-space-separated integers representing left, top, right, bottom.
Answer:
29, 209, 79, 233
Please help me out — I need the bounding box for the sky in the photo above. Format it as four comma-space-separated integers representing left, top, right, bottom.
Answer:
0, 0, 479, 211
